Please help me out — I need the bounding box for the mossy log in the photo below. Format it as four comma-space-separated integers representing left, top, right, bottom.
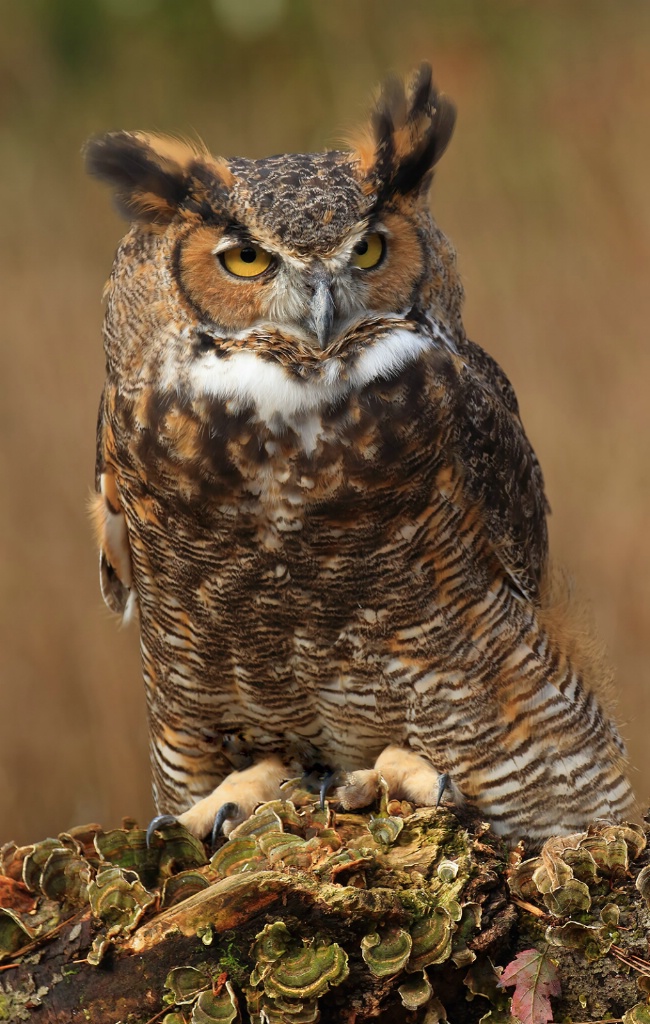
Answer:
1, 797, 650, 1023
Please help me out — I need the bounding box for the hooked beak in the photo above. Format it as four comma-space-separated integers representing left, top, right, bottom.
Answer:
309, 269, 335, 349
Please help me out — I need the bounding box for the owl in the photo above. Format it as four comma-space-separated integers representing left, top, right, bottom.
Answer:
86, 64, 634, 847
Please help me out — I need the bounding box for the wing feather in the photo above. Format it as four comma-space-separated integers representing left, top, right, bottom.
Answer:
449, 337, 550, 602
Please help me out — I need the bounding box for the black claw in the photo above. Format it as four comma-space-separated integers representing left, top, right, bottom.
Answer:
211, 801, 239, 848
436, 773, 451, 808
146, 813, 178, 848
318, 770, 337, 810
300, 764, 337, 810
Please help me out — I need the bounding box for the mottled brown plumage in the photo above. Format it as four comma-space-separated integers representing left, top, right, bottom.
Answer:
86, 65, 634, 845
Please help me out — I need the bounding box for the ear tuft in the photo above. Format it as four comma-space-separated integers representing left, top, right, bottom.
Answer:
354, 63, 456, 199
84, 132, 196, 225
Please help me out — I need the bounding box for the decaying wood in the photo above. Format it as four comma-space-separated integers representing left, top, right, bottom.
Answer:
1, 800, 649, 1023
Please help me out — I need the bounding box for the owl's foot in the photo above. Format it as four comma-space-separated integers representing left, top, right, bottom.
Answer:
145, 803, 251, 850
176, 756, 287, 840
334, 746, 456, 812
334, 769, 385, 811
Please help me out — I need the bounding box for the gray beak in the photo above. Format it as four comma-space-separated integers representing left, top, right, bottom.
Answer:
309, 269, 335, 349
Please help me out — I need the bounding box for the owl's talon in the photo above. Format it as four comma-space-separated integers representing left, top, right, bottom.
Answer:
211, 801, 239, 847
145, 813, 178, 849
300, 766, 338, 809
319, 771, 337, 810
436, 773, 451, 807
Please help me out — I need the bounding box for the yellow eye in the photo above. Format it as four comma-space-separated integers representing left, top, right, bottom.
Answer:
351, 232, 385, 270
220, 244, 273, 278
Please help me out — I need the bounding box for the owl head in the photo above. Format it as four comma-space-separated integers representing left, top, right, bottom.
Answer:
86, 65, 462, 418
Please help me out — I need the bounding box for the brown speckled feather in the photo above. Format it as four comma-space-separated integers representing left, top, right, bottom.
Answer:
452, 336, 550, 600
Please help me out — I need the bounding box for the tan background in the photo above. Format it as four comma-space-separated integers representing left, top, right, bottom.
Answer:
1, 0, 648, 844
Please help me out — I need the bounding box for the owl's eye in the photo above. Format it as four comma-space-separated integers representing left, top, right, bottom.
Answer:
220, 244, 273, 279
351, 233, 385, 270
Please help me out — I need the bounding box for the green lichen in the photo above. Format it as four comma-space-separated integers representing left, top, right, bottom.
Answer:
0, 978, 42, 1022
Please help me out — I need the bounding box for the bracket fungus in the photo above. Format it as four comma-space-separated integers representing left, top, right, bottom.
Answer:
1, 805, 649, 1021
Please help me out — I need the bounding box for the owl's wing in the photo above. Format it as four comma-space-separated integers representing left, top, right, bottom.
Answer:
448, 337, 550, 603
89, 386, 135, 619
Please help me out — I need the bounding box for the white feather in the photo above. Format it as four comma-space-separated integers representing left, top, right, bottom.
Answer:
187, 327, 441, 425
349, 329, 431, 388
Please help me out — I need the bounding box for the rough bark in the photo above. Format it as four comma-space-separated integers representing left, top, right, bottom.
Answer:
1, 800, 649, 1023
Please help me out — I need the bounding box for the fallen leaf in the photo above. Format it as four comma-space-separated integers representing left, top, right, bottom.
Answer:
498, 947, 560, 1024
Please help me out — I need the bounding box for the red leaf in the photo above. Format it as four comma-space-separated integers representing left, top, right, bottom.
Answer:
498, 948, 561, 1024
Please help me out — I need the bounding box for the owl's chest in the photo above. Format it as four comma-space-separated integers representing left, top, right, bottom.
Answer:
106, 376, 499, 762
107, 368, 474, 631
113, 364, 441, 532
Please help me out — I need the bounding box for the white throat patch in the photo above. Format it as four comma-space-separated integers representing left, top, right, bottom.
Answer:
186, 327, 439, 425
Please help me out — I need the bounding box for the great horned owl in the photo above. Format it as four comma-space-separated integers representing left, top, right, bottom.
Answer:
86, 65, 634, 846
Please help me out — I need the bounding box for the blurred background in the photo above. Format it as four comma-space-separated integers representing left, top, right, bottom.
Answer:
1, 0, 648, 844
